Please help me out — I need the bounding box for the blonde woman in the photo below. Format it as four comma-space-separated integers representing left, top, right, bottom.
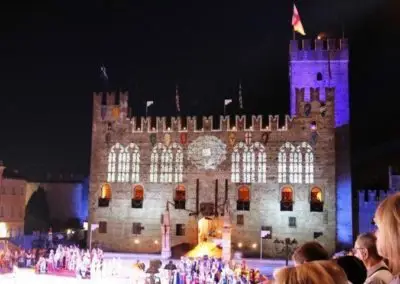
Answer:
273, 260, 348, 284
374, 192, 400, 283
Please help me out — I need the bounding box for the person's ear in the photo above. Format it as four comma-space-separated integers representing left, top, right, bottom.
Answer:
361, 248, 368, 260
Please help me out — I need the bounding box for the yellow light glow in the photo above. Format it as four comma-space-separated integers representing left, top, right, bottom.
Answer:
252, 243, 257, 249
66, 229, 72, 235
154, 240, 159, 245
0, 222, 8, 238
238, 242, 243, 248
134, 239, 140, 244
185, 241, 222, 258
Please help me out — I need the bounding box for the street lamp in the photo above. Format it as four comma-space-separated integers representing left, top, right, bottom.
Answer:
274, 237, 298, 266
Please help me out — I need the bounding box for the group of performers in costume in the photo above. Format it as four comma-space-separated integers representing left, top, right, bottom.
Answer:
35, 245, 104, 279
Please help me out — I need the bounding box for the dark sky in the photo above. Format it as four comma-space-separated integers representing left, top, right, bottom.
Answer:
0, 0, 398, 178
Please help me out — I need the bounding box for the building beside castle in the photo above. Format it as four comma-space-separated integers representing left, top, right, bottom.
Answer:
88, 38, 351, 257
0, 162, 26, 238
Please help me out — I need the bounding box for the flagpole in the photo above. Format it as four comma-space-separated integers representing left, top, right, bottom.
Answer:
146, 105, 148, 117
224, 104, 226, 116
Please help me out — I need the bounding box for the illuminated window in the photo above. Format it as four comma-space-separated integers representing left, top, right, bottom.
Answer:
252, 142, 267, 183
132, 185, 144, 201
280, 187, 294, 211
297, 142, 314, 184
174, 184, 186, 209
281, 187, 293, 202
231, 142, 266, 183
279, 142, 314, 184
310, 187, 323, 212
127, 143, 140, 183
311, 187, 322, 203
237, 186, 250, 211
231, 148, 240, 182
100, 183, 112, 199
107, 143, 141, 183
150, 143, 183, 183
107, 143, 121, 182
132, 185, 144, 208
278, 142, 295, 183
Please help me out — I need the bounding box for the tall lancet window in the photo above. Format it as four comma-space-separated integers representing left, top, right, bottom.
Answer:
251, 142, 267, 183
150, 143, 163, 183
231, 142, 267, 183
231, 147, 241, 183
174, 143, 184, 183
298, 142, 314, 184
278, 142, 296, 183
107, 143, 126, 183
150, 143, 183, 183
127, 143, 140, 183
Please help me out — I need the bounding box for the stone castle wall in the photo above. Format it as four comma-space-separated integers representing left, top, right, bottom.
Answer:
89, 88, 337, 257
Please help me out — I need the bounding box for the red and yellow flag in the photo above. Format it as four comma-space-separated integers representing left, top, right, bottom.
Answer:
292, 4, 306, 36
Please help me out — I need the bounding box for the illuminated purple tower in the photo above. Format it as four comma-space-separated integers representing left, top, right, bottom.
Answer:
289, 38, 352, 248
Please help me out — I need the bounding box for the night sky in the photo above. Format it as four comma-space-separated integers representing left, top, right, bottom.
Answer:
0, 0, 398, 180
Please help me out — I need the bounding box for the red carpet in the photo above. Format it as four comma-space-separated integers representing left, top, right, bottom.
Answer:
46, 269, 76, 277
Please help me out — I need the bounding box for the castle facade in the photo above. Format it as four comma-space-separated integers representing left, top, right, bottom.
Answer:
88, 38, 351, 257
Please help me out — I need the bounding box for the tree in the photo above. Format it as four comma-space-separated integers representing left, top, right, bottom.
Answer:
24, 186, 50, 234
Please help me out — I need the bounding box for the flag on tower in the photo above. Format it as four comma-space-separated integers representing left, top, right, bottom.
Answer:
238, 83, 243, 109
146, 101, 154, 107
175, 84, 181, 113
292, 4, 306, 36
224, 99, 232, 106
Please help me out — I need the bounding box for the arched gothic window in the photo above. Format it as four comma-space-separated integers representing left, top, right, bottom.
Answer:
107, 143, 141, 183
231, 142, 267, 183
297, 142, 314, 184
278, 142, 314, 184
127, 143, 140, 183
278, 142, 297, 183
150, 143, 183, 183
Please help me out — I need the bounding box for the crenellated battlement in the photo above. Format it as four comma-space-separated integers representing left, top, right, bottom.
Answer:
127, 114, 295, 133
295, 87, 335, 117
358, 189, 398, 205
290, 38, 348, 61
93, 87, 333, 133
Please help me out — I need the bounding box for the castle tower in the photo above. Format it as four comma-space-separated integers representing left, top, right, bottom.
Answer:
289, 38, 352, 248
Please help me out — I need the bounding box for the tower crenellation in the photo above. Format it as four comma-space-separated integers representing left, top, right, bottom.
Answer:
290, 38, 348, 62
